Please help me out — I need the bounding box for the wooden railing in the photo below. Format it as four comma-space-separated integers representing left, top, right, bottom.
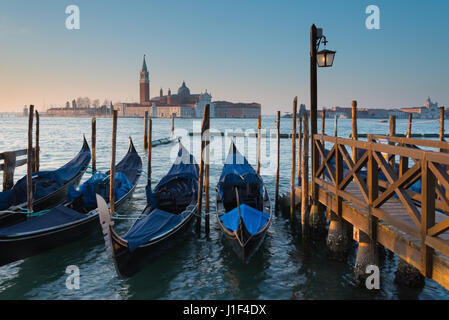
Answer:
313, 134, 449, 277
0, 147, 39, 191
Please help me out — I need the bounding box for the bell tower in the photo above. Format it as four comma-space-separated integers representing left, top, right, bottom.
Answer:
140, 55, 150, 105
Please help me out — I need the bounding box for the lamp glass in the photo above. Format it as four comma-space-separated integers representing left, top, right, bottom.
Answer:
317, 49, 336, 67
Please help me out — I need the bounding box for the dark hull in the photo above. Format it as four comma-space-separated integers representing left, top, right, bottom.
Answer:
0, 215, 98, 266
0, 167, 87, 228
113, 212, 194, 278
222, 228, 267, 263
0, 176, 137, 267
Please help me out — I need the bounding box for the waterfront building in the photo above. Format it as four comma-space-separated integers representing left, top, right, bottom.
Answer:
117, 56, 259, 118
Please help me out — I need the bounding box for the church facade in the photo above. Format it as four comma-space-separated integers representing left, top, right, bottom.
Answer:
116, 56, 215, 118
115, 56, 261, 118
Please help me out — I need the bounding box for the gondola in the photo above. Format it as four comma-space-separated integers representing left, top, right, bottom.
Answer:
98, 140, 198, 277
215, 141, 272, 262
0, 138, 142, 267
0, 136, 91, 228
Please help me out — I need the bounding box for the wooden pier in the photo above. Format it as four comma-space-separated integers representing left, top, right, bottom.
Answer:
289, 101, 449, 290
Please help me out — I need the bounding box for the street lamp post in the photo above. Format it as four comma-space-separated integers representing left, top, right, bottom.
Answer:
309, 24, 336, 231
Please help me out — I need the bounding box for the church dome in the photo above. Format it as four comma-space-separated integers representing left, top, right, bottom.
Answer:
178, 81, 190, 96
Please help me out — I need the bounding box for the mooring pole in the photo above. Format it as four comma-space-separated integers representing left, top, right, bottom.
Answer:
34, 110, 39, 172
407, 113, 413, 139
144, 111, 149, 149
205, 105, 211, 236
301, 113, 309, 234
171, 113, 175, 138
440, 107, 445, 142
334, 115, 338, 137
290, 97, 297, 221
389, 115, 396, 167
298, 116, 302, 187
26, 105, 34, 214
256, 115, 261, 174
321, 108, 326, 137
352, 100, 358, 161
109, 110, 118, 216
197, 104, 210, 235
92, 117, 96, 173
275, 111, 280, 209
148, 116, 152, 185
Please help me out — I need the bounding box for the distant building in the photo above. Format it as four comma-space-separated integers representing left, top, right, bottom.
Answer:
118, 56, 260, 118
214, 101, 261, 118
23, 105, 28, 116
400, 96, 441, 119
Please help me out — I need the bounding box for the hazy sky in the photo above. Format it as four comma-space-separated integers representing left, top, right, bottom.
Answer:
0, 0, 448, 114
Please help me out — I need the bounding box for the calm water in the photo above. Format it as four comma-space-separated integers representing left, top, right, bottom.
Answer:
0, 116, 448, 300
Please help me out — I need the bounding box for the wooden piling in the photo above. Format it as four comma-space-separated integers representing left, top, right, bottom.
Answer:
275, 111, 280, 208
34, 110, 39, 172
26, 105, 34, 214
351, 100, 358, 161
92, 117, 96, 173
290, 97, 297, 220
205, 107, 211, 236
171, 113, 175, 137
144, 111, 149, 149
256, 115, 261, 174
407, 113, 413, 138
2, 152, 16, 191
334, 115, 338, 137
298, 116, 302, 187
301, 113, 309, 232
148, 116, 152, 185
197, 104, 210, 235
321, 108, 326, 136
440, 107, 445, 142
389, 115, 396, 167
109, 110, 118, 216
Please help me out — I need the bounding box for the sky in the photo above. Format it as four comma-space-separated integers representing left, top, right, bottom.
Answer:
0, 0, 448, 114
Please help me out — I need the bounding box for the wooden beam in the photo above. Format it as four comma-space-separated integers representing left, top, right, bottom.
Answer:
290, 97, 297, 220
27, 105, 34, 214
110, 110, 118, 216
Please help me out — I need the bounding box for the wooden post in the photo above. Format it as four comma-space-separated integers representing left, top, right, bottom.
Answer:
26, 105, 34, 214
256, 115, 261, 174
298, 116, 302, 187
321, 108, 326, 136
440, 107, 445, 142
91, 117, 96, 173
351, 101, 358, 161
2, 152, 16, 191
144, 111, 149, 149
290, 97, 297, 220
334, 115, 338, 137
407, 113, 413, 138
197, 104, 210, 235
421, 156, 435, 278
275, 111, 280, 208
109, 110, 118, 216
205, 106, 211, 236
171, 113, 175, 137
389, 115, 396, 167
34, 110, 39, 172
148, 116, 152, 185
301, 113, 309, 233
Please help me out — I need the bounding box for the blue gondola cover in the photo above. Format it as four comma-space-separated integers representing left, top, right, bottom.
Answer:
0, 142, 91, 210
0, 205, 87, 237
220, 204, 269, 236
67, 172, 133, 210
124, 209, 184, 252
217, 144, 265, 198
